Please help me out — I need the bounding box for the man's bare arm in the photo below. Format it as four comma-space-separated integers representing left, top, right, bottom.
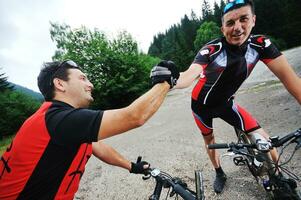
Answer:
98, 82, 170, 140
92, 141, 131, 170
267, 55, 301, 104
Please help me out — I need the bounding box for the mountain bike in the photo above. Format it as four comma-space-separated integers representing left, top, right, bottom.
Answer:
141, 162, 205, 200
208, 128, 301, 200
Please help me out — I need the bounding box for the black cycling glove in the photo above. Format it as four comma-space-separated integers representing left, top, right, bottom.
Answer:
150, 60, 180, 88
130, 156, 150, 175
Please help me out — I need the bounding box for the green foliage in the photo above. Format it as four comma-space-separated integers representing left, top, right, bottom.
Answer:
12, 83, 44, 101
194, 21, 222, 50
281, 0, 301, 48
148, 13, 201, 71
0, 135, 15, 155
0, 69, 14, 92
247, 0, 301, 49
269, 36, 287, 51
50, 23, 159, 109
0, 90, 41, 139
0, 69, 40, 140
212, 0, 225, 26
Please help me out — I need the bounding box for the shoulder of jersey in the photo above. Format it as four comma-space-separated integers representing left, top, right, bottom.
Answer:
198, 38, 223, 57
249, 34, 272, 48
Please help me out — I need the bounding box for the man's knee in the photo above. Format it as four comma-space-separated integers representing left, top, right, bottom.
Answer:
248, 128, 270, 141
203, 133, 215, 144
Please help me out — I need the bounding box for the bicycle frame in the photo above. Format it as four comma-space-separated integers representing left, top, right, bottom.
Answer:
235, 129, 275, 179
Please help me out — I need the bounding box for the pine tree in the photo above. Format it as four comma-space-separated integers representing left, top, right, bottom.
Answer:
213, 1, 223, 26
202, 0, 213, 21
0, 69, 13, 92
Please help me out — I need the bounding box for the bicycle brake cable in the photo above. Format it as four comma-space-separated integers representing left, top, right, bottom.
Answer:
278, 142, 298, 167
279, 166, 300, 181
160, 171, 173, 179
273, 142, 300, 181
165, 187, 171, 200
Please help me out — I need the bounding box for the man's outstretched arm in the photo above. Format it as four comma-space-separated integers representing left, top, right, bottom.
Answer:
267, 55, 301, 104
97, 60, 179, 140
98, 82, 170, 140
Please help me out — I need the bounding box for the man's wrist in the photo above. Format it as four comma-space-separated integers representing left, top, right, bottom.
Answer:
129, 162, 134, 172
154, 81, 170, 89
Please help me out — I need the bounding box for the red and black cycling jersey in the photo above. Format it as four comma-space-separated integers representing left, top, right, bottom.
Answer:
0, 100, 103, 200
192, 35, 282, 106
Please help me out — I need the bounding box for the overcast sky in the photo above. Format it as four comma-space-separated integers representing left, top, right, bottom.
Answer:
0, 0, 205, 92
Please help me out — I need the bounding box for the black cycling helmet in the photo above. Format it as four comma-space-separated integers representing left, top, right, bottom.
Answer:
223, 0, 254, 15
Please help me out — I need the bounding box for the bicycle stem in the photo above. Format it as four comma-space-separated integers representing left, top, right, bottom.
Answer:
149, 176, 164, 200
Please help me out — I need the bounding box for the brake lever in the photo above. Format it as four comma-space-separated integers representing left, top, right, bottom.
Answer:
173, 177, 187, 188
221, 146, 236, 158
221, 151, 235, 158
169, 189, 176, 197
294, 137, 301, 150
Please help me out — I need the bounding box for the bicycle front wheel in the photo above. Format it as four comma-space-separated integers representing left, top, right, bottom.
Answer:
195, 170, 205, 200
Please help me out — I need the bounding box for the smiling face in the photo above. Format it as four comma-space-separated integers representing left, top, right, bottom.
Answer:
62, 68, 94, 108
221, 5, 256, 46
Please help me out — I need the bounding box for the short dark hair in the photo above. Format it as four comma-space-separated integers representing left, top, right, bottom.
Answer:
222, 0, 255, 16
37, 60, 80, 101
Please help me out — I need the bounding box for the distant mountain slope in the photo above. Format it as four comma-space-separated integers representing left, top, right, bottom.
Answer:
9, 82, 44, 101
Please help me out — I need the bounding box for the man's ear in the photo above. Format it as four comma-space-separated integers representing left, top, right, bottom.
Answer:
252, 14, 256, 27
53, 78, 65, 92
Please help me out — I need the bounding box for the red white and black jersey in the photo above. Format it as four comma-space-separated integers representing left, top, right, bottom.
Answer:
192, 35, 282, 106
0, 100, 103, 200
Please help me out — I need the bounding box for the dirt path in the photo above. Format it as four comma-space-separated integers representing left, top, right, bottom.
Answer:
75, 47, 301, 200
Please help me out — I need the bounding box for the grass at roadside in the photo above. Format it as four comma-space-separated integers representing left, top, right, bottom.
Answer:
238, 80, 282, 94
0, 135, 15, 155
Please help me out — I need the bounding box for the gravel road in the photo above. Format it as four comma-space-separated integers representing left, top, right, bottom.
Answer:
75, 47, 301, 200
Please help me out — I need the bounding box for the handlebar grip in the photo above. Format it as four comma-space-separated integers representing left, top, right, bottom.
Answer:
208, 143, 229, 149
172, 184, 195, 200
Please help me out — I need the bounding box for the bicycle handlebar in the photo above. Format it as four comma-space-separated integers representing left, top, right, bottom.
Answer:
208, 143, 256, 149
208, 128, 301, 151
143, 167, 196, 200
272, 128, 301, 148
207, 143, 229, 149
170, 182, 195, 200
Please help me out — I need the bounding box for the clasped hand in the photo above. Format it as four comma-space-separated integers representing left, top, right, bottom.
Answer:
150, 60, 180, 88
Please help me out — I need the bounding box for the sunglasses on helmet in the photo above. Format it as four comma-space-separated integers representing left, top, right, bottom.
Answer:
223, 0, 250, 14
49, 60, 79, 86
